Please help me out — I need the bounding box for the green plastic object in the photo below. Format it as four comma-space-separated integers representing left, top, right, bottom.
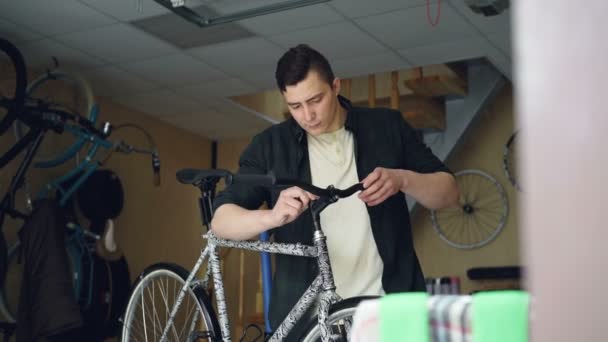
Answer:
472, 291, 530, 342
380, 292, 429, 342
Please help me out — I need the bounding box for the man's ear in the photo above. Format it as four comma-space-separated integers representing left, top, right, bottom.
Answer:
332, 77, 341, 94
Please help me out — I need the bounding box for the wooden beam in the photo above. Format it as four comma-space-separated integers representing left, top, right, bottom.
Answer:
341, 78, 352, 99
354, 94, 446, 131
445, 61, 468, 82
400, 95, 446, 131
404, 74, 467, 97
390, 71, 399, 110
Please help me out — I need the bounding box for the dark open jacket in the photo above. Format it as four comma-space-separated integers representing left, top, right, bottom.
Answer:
213, 96, 451, 331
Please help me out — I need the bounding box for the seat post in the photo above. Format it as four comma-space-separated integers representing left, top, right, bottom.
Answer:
197, 177, 219, 231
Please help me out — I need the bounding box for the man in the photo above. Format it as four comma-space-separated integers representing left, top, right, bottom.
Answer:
212, 44, 459, 339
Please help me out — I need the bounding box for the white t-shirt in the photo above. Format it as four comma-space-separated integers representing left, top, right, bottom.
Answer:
307, 127, 385, 298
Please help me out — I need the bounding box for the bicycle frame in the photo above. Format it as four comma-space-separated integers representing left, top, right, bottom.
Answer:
35, 124, 113, 206
160, 231, 342, 342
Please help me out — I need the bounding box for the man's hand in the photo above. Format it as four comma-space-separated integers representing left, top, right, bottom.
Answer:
359, 167, 405, 206
267, 187, 318, 227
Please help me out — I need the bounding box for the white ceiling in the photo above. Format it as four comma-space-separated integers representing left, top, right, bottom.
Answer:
0, 0, 511, 140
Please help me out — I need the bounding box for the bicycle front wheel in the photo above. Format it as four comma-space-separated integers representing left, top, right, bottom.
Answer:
0, 38, 26, 135
298, 296, 378, 342
121, 263, 220, 342
14, 70, 97, 169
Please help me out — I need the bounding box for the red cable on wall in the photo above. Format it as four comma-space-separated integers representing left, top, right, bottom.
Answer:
427, 0, 441, 27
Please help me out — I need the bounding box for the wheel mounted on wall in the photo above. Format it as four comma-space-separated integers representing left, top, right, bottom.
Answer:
430, 169, 508, 249
503, 131, 521, 191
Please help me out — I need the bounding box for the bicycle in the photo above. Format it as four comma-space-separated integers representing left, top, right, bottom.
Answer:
0, 38, 160, 336
121, 168, 377, 342
1, 104, 158, 323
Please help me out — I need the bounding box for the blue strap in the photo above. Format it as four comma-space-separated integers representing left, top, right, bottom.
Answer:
260, 231, 273, 333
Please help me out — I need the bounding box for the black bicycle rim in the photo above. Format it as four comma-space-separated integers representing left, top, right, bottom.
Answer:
0, 38, 27, 135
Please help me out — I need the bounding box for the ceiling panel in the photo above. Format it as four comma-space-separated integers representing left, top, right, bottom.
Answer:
237, 4, 342, 36
0, 0, 117, 36
1, 0, 515, 139
355, 5, 478, 50
235, 64, 277, 91
204, 0, 288, 15
398, 36, 489, 66
178, 78, 257, 99
213, 98, 277, 124
188, 37, 284, 73
486, 48, 511, 79
131, 6, 256, 50
269, 21, 387, 60
209, 99, 274, 138
332, 52, 411, 79
81, 65, 162, 98
158, 111, 219, 138
329, 0, 425, 19
487, 31, 511, 57
444, 1, 511, 34
162, 104, 272, 140
78, 0, 171, 21
15, 38, 108, 71
119, 53, 227, 86
0, 19, 43, 43
56, 23, 178, 63
111, 89, 205, 117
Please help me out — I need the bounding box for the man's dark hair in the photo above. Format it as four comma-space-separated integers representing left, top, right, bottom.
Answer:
275, 44, 335, 92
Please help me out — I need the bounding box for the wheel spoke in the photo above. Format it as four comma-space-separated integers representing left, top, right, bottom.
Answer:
123, 269, 212, 342
430, 170, 508, 249
472, 214, 489, 242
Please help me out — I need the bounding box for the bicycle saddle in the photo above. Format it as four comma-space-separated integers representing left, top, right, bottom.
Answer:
176, 168, 231, 185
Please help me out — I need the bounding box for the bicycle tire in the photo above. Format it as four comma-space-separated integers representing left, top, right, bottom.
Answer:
298, 296, 378, 342
503, 131, 521, 191
0, 241, 21, 323
121, 263, 220, 342
430, 169, 509, 249
0, 38, 26, 135
14, 70, 97, 168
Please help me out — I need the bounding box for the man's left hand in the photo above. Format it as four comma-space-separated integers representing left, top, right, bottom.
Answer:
359, 167, 405, 206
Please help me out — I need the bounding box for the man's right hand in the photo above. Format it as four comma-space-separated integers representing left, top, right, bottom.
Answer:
266, 187, 318, 227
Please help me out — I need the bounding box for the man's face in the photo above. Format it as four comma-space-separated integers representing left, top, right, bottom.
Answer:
282, 70, 342, 136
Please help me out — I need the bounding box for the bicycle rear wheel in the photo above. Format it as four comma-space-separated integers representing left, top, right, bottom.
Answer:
121, 263, 220, 342
0, 38, 26, 135
298, 296, 378, 342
